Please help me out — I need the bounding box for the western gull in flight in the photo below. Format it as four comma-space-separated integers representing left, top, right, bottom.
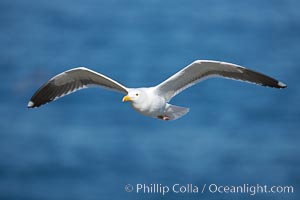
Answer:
27, 60, 287, 120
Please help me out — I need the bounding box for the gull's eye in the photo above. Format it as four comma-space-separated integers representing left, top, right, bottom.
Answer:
136, 93, 139, 96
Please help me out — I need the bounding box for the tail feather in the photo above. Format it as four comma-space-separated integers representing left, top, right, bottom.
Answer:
164, 103, 189, 120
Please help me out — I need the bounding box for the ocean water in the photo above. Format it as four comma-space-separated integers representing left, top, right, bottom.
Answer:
0, 0, 299, 199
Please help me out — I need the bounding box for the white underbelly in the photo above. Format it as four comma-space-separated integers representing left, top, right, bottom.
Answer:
131, 97, 165, 118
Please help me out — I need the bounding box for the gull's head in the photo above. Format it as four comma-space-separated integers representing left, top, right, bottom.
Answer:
122, 89, 143, 103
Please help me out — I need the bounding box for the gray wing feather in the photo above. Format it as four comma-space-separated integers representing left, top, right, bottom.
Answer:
155, 60, 286, 101
28, 67, 128, 108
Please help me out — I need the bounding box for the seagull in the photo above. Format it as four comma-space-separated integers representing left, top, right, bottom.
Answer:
27, 60, 287, 120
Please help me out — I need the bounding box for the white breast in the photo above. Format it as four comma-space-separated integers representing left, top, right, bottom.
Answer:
131, 90, 166, 118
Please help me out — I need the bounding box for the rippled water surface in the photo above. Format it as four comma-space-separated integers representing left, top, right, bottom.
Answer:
0, 0, 299, 199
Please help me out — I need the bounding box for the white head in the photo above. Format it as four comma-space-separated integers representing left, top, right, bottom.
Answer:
122, 89, 146, 104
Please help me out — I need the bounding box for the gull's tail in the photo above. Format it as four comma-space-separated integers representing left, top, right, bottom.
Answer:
164, 103, 190, 120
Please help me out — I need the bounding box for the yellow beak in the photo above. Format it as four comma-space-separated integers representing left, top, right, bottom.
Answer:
122, 95, 132, 102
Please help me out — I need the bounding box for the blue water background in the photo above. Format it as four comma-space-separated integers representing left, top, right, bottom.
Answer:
0, 0, 299, 199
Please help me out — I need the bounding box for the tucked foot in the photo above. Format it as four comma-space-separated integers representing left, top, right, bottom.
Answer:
157, 115, 170, 121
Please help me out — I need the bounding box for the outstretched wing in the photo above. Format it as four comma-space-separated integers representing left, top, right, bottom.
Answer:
155, 60, 287, 101
28, 67, 128, 108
